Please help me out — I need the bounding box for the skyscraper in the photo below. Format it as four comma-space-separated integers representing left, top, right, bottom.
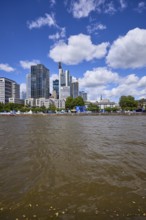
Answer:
59, 62, 65, 87
53, 79, 59, 99
58, 62, 71, 100
26, 73, 31, 99
0, 77, 20, 104
30, 64, 50, 99
79, 91, 87, 101
71, 81, 79, 98
65, 70, 70, 87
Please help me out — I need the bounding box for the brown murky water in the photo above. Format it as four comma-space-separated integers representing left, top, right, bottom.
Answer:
0, 115, 146, 220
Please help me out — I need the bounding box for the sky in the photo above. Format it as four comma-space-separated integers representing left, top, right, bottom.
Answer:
0, 0, 146, 102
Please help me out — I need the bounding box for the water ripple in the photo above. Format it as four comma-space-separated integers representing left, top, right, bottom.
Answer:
0, 115, 146, 219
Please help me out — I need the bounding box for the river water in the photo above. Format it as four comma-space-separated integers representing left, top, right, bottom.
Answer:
0, 115, 146, 220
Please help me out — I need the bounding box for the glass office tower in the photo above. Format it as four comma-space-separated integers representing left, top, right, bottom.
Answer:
71, 81, 79, 98
53, 79, 59, 99
31, 64, 50, 99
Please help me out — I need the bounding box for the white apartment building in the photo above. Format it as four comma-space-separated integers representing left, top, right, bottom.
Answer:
25, 97, 66, 109
0, 77, 20, 104
98, 99, 116, 110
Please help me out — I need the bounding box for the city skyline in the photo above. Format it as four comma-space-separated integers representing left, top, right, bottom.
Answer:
0, 0, 146, 102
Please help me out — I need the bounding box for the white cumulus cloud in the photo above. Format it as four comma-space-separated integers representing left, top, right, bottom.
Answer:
119, 0, 127, 9
137, 76, 146, 87
20, 60, 40, 69
71, 0, 96, 18
135, 1, 146, 13
87, 23, 106, 34
78, 67, 119, 101
27, 13, 56, 29
0, 63, 15, 72
123, 74, 139, 85
106, 28, 146, 69
49, 34, 109, 65
104, 1, 116, 14
78, 67, 146, 101
49, 27, 66, 40
69, 0, 127, 18
79, 67, 119, 88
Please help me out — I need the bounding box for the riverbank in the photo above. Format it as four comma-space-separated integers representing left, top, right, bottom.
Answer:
0, 112, 146, 116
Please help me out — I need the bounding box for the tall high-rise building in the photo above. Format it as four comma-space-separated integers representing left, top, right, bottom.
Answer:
30, 64, 50, 99
21, 91, 26, 100
53, 79, 59, 99
59, 62, 65, 87
58, 62, 71, 100
26, 73, 31, 99
79, 91, 87, 101
59, 62, 63, 100
65, 70, 70, 87
0, 77, 20, 104
71, 81, 79, 98
60, 86, 70, 99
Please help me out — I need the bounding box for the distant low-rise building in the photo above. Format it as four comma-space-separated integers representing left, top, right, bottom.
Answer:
98, 98, 116, 110
9, 97, 24, 105
24, 97, 66, 109
25, 98, 35, 107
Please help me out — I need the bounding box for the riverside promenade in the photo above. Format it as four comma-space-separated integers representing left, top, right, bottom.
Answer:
0, 112, 146, 116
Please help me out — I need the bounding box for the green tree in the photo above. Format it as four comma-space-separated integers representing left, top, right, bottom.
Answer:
40, 106, 47, 113
119, 96, 138, 110
21, 106, 30, 112
49, 103, 56, 112
65, 97, 74, 110
0, 102, 4, 112
87, 103, 99, 112
31, 106, 39, 113
105, 107, 112, 112
65, 96, 85, 110
73, 96, 85, 106
112, 107, 119, 112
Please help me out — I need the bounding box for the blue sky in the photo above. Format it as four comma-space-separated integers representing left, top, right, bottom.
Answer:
0, 0, 146, 102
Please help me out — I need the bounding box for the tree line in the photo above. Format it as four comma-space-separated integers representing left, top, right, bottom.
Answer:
0, 96, 145, 113
0, 102, 57, 113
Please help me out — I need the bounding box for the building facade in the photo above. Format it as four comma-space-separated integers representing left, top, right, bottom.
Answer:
53, 79, 59, 99
31, 64, 50, 99
71, 81, 79, 98
0, 77, 20, 104
79, 91, 87, 101
26, 73, 31, 99
98, 99, 116, 110
59, 62, 71, 100
25, 97, 65, 109
60, 86, 70, 99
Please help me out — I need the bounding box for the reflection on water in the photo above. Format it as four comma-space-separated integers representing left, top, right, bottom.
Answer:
0, 115, 146, 219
